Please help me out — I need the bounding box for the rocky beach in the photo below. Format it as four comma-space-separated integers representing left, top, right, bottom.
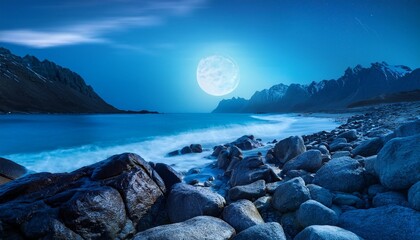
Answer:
0, 102, 419, 240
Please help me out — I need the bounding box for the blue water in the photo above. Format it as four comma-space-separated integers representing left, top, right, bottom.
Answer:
0, 113, 339, 173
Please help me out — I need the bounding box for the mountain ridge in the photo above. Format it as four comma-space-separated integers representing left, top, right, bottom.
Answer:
213, 62, 420, 113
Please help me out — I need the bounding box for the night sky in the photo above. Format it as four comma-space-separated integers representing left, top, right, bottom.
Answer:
1, 0, 419, 112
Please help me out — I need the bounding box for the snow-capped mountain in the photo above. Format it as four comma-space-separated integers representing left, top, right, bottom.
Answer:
0, 47, 119, 113
213, 62, 419, 113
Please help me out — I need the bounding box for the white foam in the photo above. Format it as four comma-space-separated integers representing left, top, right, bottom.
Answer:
6, 115, 338, 173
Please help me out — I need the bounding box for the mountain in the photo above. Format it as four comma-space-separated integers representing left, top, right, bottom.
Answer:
213, 62, 420, 113
0, 47, 119, 113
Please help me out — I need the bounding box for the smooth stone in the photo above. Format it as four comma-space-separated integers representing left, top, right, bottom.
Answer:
363, 155, 377, 176
167, 183, 225, 223
232, 222, 286, 240
372, 191, 408, 207
273, 136, 306, 164
295, 225, 363, 240
180, 146, 192, 154
134, 216, 235, 240
0, 157, 27, 184
280, 211, 302, 238
394, 120, 420, 138
374, 134, 420, 190
266, 181, 283, 194
332, 151, 351, 159
253, 196, 282, 223
230, 135, 262, 150
222, 199, 264, 232
307, 184, 333, 207
228, 180, 266, 201
272, 177, 311, 213
408, 181, 420, 211
229, 156, 279, 187
367, 184, 388, 197
297, 200, 338, 228
351, 137, 384, 157
190, 144, 203, 153
153, 163, 182, 190
339, 205, 420, 240
333, 193, 364, 208
282, 150, 323, 173
337, 130, 358, 142
313, 157, 365, 193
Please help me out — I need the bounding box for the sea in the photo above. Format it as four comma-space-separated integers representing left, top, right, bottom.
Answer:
0, 113, 339, 173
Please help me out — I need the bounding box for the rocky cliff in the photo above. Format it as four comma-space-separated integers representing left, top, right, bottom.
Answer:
213, 62, 420, 113
0, 47, 119, 113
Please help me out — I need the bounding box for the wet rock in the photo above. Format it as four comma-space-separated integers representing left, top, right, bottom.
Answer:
212, 145, 227, 157
337, 130, 358, 142
230, 135, 263, 150
180, 146, 192, 154
307, 184, 333, 207
222, 199, 264, 232
230, 156, 279, 187
374, 134, 420, 190
0, 157, 27, 185
333, 193, 364, 208
228, 180, 266, 201
339, 205, 420, 240
134, 216, 235, 240
280, 211, 302, 239
232, 222, 286, 240
393, 120, 420, 138
295, 225, 363, 240
253, 196, 282, 223
154, 163, 182, 191
266, 181, 283, 194
190, 144, 203, 153
272, 177, 311, 213
282, 150, 323, 173
297, 200, 338, 228
352, 137, 384, 157
332, 151, 351, 159
167, 183, 225, 223
408, 181, 420, 211
272, 136, 306, 165
313, 157, 365, 193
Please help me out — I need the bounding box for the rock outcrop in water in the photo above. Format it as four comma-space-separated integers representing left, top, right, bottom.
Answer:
1, 102, 419, 239
213, 62, 420, 113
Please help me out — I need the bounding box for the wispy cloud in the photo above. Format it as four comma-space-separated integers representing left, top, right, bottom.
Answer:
0, 0, 206, 49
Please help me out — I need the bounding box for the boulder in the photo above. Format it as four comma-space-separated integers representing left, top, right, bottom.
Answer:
266, 181, 283, 194
228, 180, 266, 201
307, 184, 333, 207
337, 130, 358, 142
134, 216, 235, 240
272, 136, 306, 165
153, 163, 182, 191
394, 120, 420, 138
297, 200, 338, 227
351, 137, 384, 157
0, 153, 167, 238
313, 157, 365, 193
372, 191, 408, 207
295, 225, 363, 240
280, 212, 302, 238
180, 146, 192, 154
332, 151, 351, 158
167, 183, 225, 223
333, 193, 364, 208
230, 135, 262, 150
374, 134, 420, 190
339, 205, 420, 240
229, 156, 279, 187
282, 150, 323, 173
222, 199, 264, 232
408, 181, 420, 211
272, 177, 311, 213
232, 222, 286, 240
253, 196, 282, 223
190, 144, 203, 153
0, 157, 27, 185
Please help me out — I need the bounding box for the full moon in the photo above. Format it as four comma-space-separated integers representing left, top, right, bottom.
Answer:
196, 55, 240, 96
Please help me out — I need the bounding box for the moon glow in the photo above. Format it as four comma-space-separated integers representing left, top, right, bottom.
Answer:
196, 55, 240, 96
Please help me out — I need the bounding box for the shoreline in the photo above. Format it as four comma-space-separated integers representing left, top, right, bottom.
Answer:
0, 102, 419, 239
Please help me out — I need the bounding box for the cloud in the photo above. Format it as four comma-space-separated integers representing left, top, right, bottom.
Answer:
0, 0, 206, 49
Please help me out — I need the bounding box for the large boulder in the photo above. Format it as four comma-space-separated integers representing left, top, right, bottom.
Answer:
393, 120, 420, 138
272, 177, 311, 213
232, 222, 286, 240
228, 180, 266, 201
282, 150, 323, 173
351, 137, 384, 157
313, 157, 365, 193
408, 181, 420, 211
339, 205, 420, 240
0, 157, 27, 185
222, 199, 264, 232
272, 136, 306, 165
295, 225, 363, 240
297, 200, 338, 227
372, 191, 408, 207
229, 156, 279, 187
153, 163, 182, 190
230, 135, 263, 150
337, 130, 358, 142
167, 183, 225, 223
134, 216, 235, 240
374, 134, 420, 190
0, 153, 167, 239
